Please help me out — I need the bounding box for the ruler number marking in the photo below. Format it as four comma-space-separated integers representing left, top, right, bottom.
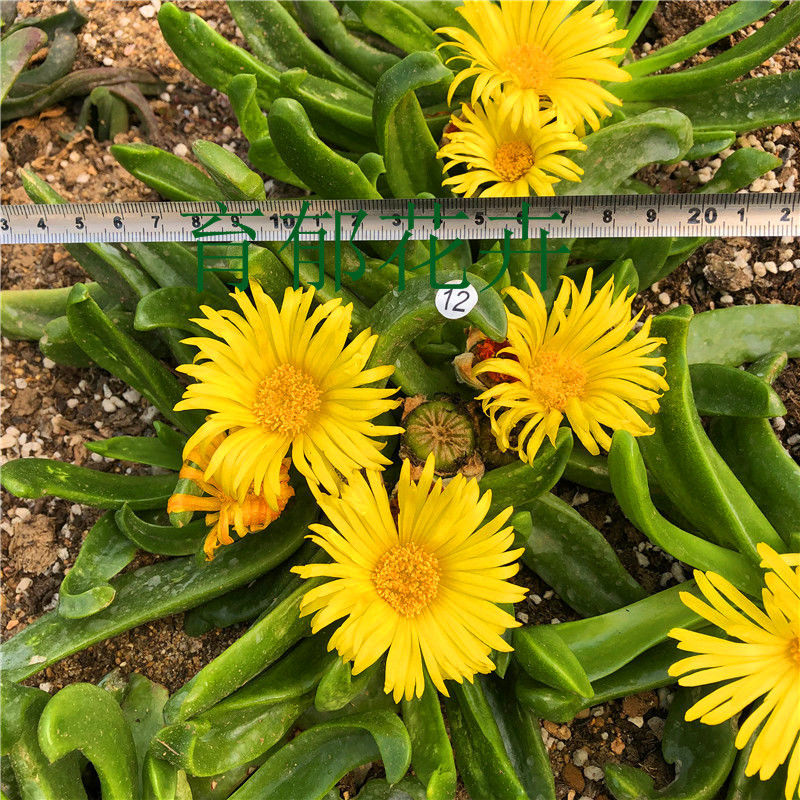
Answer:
688, 207, 717, 225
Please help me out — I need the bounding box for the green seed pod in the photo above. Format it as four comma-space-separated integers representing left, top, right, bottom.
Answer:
402, 399, 475, 473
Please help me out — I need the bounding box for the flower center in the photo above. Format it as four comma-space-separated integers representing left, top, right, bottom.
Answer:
253, 363, 321, 438
502, 43, 554, 91
494, 141, 535, 182
373, 543, 440, 618
789, 637, 800, 665
529, 351, 587, 411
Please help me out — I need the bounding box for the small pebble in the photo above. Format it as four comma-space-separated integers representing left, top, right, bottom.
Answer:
647, 716, 665, 738
779, 261, 794, 272
140, 4, 156, 18
628, 716, 644, 728
572, 748, 589, 767
38, 682, 53, 693
765, 260, 778, 274
122, 388, 142, 403
42, 357, 56, 369
16, 577, 32, 593
753, 262, 767, 277
66, 398, 79, 408
658, 292, 671, 306
572, 492, 589, 507
773, 417, 786, 432
530, 593, 542, 605
719, 294, 734, 304
102, 56, 114, 66
101, 399, 116, 414
173, 143, 189, 157
584, 765, 604, 782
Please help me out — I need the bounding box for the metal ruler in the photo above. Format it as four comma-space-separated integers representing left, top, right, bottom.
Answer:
1, 192, 798, 244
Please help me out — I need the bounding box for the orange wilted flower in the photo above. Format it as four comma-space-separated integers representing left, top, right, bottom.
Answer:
168, 436, 294, 560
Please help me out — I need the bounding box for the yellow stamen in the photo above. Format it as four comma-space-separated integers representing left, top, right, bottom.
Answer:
789, 637, 800, 665
529, 351, 587, 411
501, 43, 554, 91
494, 141, 535, 182
254, 363, 321, 437
373, 543, 440, 618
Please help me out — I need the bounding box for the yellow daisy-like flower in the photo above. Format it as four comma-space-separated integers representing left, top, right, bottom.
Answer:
437, 99, 585, 197
439, 0, 632, 132
669, 544, 800, 800
292, 456, 527, 702
175, 283, 402, 506
473, 271, 668, 463
167, 437, 295, 560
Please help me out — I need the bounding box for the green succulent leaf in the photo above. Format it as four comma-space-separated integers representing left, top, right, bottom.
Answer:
558, 109, 693, 195
374, 51, 451, 198
689, 362, 786, 418
687, 303, 800, 366
623, 1, 777, 78
618, 2, 800, 100
513, 497, 646, 617
0, 683, 86, 800
0, 458, 178, 510
640, 306, 785, 561
58, 512, 138, 619
1, 26, 47, 103
38, 684, 139, 800
608, 430, 763, 595
115, 505, 209, 556
66, 283, 201, 432
226, 712, 412, 800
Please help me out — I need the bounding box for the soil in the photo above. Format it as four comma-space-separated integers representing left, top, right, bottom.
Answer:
1, 3, 798, 799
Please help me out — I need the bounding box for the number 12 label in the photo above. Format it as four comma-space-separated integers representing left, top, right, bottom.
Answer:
435, 281, 479, 320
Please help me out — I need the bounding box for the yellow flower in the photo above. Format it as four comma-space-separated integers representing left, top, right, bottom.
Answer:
437, 99, 585, 197
669, 544, 800, 800
175, 283, 402, 506
292, 456, 527, 702
474, 271, 667, 463
438, 0, 632, 132
167, 437, 294, 560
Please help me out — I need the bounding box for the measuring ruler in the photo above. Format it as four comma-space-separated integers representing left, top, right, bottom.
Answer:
1, 193, 798, 244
